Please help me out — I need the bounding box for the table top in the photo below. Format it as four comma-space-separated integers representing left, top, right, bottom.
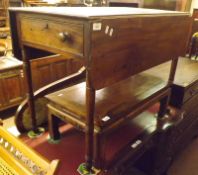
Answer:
9, 7, 189, 19
145, 58, 198, 88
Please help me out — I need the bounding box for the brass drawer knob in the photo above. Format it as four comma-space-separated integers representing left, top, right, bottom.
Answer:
58, 32, 72, 42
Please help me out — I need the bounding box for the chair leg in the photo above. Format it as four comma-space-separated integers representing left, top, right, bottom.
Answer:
48, 112, 61, 141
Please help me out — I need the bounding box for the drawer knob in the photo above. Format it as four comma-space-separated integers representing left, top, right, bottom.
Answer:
58, 32, 72, 42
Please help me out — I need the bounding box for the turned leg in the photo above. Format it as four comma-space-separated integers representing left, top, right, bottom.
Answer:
85, 87, 95, 171
48, 110, 61, 141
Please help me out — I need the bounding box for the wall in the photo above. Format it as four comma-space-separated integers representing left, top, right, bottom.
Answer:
191, 0, 198, 13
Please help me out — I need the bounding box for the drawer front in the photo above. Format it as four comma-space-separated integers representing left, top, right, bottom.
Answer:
20, 16, 84, 56
183, 92, 198, 113
172, 117, 198, 155
183, 80, 198, 103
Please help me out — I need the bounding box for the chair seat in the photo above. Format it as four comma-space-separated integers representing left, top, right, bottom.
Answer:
46, 72, 167, 127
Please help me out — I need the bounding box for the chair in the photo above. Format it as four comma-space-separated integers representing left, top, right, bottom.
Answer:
0, 119, 59, 175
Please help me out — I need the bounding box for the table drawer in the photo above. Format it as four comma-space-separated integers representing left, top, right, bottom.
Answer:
20, 16, 84, 56
183, 80, 198, 103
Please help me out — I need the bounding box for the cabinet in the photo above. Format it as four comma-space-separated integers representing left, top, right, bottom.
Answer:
169, 58, 198, 156
0, 56, 25, 111
147, 58, 198, 172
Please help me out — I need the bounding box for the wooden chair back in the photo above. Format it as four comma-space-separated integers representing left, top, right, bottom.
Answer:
0, 120, 59, 175
89, 15, 190, 90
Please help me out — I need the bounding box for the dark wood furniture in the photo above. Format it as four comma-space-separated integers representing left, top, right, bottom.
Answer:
146, 58, 198, 174
9, 7, 190, 173
0, 56, 25, 111
147, 58, 198, 110
47, 72, 171, 170
163, 58, 198, 158
0, 120, 59, 175
170, 59, 198, 109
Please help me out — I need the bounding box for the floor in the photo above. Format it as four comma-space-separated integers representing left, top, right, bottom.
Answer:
168, 139, 198, 175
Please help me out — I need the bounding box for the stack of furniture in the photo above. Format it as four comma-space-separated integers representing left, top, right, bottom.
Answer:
0, 119, 59, 175
9, 7, 190, 175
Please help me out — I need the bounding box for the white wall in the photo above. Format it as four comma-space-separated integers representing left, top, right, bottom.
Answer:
191, 0, 198, 13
